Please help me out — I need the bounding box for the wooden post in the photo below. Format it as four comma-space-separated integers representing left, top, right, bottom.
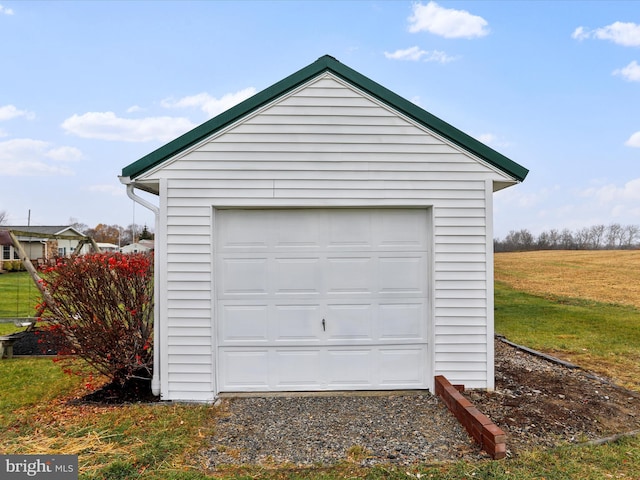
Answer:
70, 236, 100, 256
71, 238, 87, 257
88, 237, 102, 253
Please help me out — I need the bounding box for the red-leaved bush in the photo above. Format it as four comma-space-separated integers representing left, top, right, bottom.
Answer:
40, 252, 154, 385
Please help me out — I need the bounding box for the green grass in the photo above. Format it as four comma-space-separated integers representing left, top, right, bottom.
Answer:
0, 271, 41, 317
0, 357, 217, 479
494, 280, 640, 391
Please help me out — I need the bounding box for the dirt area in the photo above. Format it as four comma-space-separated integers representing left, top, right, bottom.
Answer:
469, 339, 640, 455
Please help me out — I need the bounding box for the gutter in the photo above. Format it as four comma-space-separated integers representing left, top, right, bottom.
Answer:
120, 177, 161, 397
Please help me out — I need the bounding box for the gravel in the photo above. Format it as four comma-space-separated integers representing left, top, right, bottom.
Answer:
206, 393, 485, 468
205, 339, 640, 469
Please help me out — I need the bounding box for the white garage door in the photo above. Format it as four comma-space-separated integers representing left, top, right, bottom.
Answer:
215, 208, 430, 391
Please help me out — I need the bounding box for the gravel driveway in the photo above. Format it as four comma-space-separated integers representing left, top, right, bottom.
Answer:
206, 392, 486, 468
205, 339, 640, 469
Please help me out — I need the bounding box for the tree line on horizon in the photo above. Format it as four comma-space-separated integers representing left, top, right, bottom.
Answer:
71, 221, 154, 246
495, 223, 640, 252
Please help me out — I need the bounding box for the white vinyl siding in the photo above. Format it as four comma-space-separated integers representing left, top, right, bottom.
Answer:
143, 73, 513, 400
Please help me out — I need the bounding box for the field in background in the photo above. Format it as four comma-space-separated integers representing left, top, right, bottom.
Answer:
495, 250, 640, 308
495, 250, 640, 391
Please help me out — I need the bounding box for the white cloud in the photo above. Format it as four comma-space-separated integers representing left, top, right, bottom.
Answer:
0, 4, 14, 15
0, 128, 7, 138
0, 138, 76, 176
61, 111, 196, 142
384, 46, 456, 63
126, 105, 144, 113
161, 87, 257, 118
572, 21, 640, 47
408, 1, 489, 39
571, 26, 589, 41
613, 60, 640, 81
580, 178, 640, 202
625, 131, 640, 147
0, 104, 35, 121
45, 146, 83, 162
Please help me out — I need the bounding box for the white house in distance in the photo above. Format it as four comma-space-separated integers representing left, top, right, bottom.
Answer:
120, 240, 154, 254
0, 225, 90, 269
120, 56, 528, 402
97, 242, 120, 253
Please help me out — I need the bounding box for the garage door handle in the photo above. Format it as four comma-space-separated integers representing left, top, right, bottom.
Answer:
322, 318, 326, 331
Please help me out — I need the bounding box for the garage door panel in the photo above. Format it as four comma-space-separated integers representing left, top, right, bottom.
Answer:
326, 304, 373, 340
218, 210, 270, 250
274, 350, 322, 388
328, 210, 372, 247
377, 210, 428, 249
326, 257, 373, 294
379, 256, 426, 294
218, 346, 430, 391
275, 304, 322, 342
275, 257, 322, 294
219, 305, 268, 343
274, 210, 322, 248
379, 348, 425, 385
220, 350, 270, 389
221, 258, 268, 295
379, 303, 424, 340
326, 349, 372, 386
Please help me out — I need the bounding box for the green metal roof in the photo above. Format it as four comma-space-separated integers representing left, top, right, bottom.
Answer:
122, 55, 528, 182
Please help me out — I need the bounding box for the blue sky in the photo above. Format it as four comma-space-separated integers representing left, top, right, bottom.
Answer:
1, 1, 638, 238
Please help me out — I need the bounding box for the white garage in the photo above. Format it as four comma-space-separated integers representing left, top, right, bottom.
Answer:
216, 208, 429, 391
120, 55, 528, 402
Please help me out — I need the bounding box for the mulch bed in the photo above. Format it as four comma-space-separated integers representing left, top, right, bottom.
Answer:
11, 327, 66, 355
11, 327, 159, 404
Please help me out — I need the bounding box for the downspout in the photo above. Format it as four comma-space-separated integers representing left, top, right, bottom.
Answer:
125, 183, 161, 397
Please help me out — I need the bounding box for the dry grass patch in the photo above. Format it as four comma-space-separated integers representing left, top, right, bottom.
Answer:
495, 250, 640, 308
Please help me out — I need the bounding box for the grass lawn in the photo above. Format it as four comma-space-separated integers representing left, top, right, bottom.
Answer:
0, 250, 638, 478
0, 271, 41, 318
494, 281, 640, 391
495, 251, 640, 392
0, 271, 40, 335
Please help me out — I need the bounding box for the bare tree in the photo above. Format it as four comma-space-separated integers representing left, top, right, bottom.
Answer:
560, 229, 575, 249
0, 210, 7, 225
623, 225, 640, 248
606, 223, 623, 248
589, 224, 606, 249
495, 223, 640, 252
574, 227, 590, 249
68, 217, 89, 234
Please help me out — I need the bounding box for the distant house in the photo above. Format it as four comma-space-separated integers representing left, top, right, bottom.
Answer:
0, 226, 89, 269
120, 240, 153, 254
97, 242, 120, 253
120, 56, 528, 402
